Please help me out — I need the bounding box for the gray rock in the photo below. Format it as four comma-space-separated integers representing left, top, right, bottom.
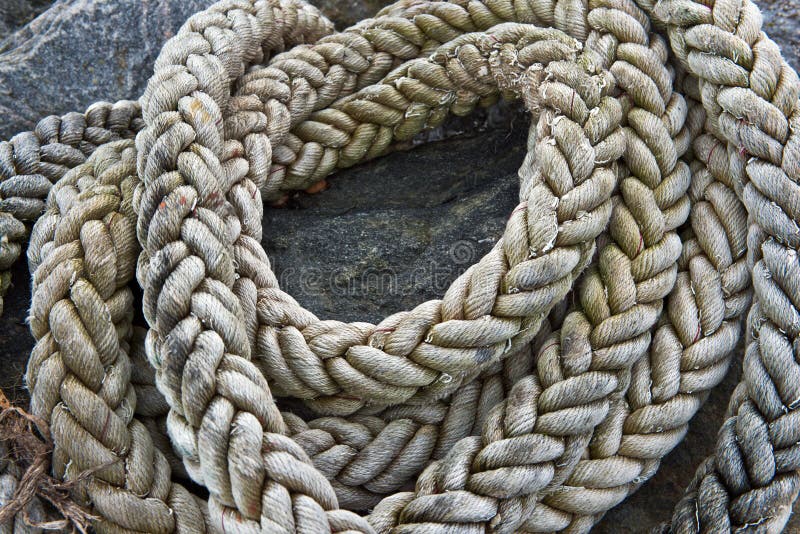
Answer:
0, 0, 215, 138
0, 0, 401, 139
263, 112, 525, 325
762, 0, 800, 72
0, 0, 52, 40
307, 0, 394, 29
0, 0, 799, 531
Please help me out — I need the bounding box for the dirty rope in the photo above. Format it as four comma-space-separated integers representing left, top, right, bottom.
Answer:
0, 0, 799, 532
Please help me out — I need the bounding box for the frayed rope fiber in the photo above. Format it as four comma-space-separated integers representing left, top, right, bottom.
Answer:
0, 0, 799, 531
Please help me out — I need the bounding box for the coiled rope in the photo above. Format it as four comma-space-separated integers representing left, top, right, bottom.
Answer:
0, 0, 798, 531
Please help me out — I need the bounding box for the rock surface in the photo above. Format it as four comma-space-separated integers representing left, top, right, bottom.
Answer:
0, 0, 215, 138
0, 0, 52, 39
1, 0, 799, 532
0, 0, 412, 139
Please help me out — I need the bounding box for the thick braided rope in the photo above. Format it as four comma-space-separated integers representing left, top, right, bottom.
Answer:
357, 3, 713, 534
516, 73, 752, 531
221, 0, 652, 417
4, 0, 800, 532
22, 119, 565, 529
286, 309, 569, 510
634, 0, 800, 529
0, 101, 142, 317
0, 0, 443, 319
137, 5, 632, 522
275, 6, 706, 518
1, 0, 612, 520
141, 0, 739, 424
139, 0, 720, 528
478, 31, 699, 532
12, 1, 355, 531
248, 0, 785, 526
0, 2, 732, 524
0, 0, 692, 520
136, 0, 618, 420
1, 0, 620, 422
24, 140, 208, 533
128, 321, 562, 512
0, 0, 732, 432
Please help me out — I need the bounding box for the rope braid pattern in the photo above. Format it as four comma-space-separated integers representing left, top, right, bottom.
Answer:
24, 140, 207, 533
137, 0, 637, 519
140, 0, 621, 420
0, 1, 656, 524
284, 314, 564, 510
0, 101, 143, 317
492, 34, 698, 533
638, 0, 800, 529
1, 0, 597, 518
25, 122, 569, 529
523, 69, 753, 533
138, 0, 724, 532
358, 4, 706, 534
0, 0, 471, 318
15, 1, 358, 531
131, 0, 764, 524
1, 0, 796, 524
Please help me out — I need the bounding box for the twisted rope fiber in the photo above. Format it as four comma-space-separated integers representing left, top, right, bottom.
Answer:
0, 100, 143, 317
636, 0, 800, 529
0, 0, 623, 319
138, 8, 637, 525
1, 0, 800, 532
0, 0, 736, 432
1, 1, 600, 524
134, 0, 740, 528
26, 131, 570, 524
0, 0, 507, 319
12, 5, 628, 532
512, 54, 753, 534
0, 2, 752, 528
131, 0, 744, 528
24, 126, 572, 526
23, 140, 216, 533
255, 3, 732, 532
137, 0, 620, 423
252, 2, 765, 526
0, 3, 591, 520
130, 3, 620, 528
12, 0, 349, 530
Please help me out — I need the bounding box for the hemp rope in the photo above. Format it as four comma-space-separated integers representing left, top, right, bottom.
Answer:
0, 3, 708, 524
0, 0, 744, 528
133, 0, 752, 532
0, 0, 796, 532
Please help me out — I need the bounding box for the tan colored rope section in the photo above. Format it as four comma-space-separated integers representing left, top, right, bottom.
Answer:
0, 0, 798, 531
25, 140, 208, 533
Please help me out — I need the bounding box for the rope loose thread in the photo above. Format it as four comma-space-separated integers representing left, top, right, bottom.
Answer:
0, 399, 97, 532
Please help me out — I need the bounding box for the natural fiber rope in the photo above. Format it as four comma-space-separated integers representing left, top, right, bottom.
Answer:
0, 22, 752, 534
0, 0, 798, 531
0, 1, 760, 532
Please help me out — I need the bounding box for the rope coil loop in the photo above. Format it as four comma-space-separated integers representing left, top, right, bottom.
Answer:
0, 0, 799, 531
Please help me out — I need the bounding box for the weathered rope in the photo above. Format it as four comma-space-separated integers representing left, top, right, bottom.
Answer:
0, 2, 797, 528
644, 0, 800, 529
